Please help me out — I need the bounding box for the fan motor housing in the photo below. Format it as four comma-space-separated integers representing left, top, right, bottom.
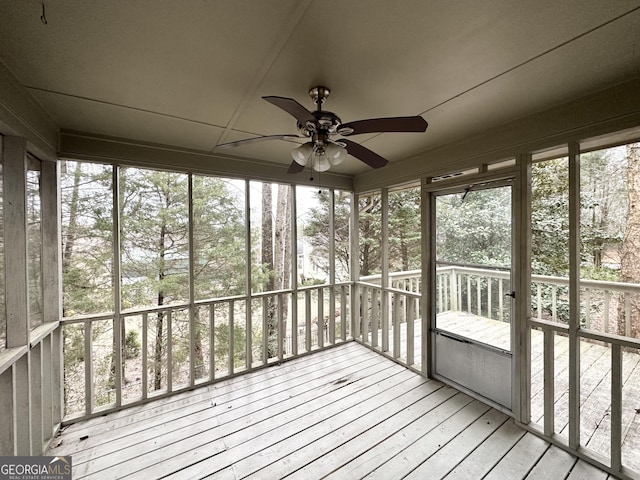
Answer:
297, 110, 342, 137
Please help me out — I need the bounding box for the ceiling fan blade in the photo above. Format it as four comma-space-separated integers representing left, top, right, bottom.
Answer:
216, 134, 303, 149
341, 139, 388, 169
263, 96, 317, 126
287, 160, 305, 174
338, 116, 428, 136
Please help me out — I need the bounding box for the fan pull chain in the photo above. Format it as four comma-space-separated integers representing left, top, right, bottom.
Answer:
40, 2, 48, 24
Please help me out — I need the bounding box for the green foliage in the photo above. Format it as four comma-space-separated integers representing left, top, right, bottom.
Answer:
389, 188, 421, 271
214, 322, 246, 369
302, 189, 352, 279
531, 158, 569, 276
436, 187, 511, 267
124, 329, 141, 359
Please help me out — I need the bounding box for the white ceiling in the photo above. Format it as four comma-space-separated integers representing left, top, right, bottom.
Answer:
1, 0, 640, 176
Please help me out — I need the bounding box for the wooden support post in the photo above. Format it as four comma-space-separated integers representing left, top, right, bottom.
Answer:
568, 141, 581, 449
351, 193, 360, 340
188, 175, 196, 384
381, 188, 390, 353
514, 153, 532, 424
41, 161, 62, 325
328, 190, 336, 345
112, 167, 123, 406
421, 177, 434, 377
3, 137, 29, 348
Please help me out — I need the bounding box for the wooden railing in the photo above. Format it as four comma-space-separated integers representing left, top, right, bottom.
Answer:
61, 283, 351, 420
0, 322, 63, 455
360, 265, 640, 477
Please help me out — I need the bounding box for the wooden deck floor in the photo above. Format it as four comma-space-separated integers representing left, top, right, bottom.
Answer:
381, 312, 640, 474
48, 342, 616, 479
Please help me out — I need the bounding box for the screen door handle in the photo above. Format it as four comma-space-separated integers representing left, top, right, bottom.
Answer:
505, 291, 516, 299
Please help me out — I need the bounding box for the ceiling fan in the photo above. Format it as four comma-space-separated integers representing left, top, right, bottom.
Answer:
216, 86, 428, 174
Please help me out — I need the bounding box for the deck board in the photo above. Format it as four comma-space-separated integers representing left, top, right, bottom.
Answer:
48, 341, 621, 479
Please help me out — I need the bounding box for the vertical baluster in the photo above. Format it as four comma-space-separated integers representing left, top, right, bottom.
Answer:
209, 304, 216, 379
291, 293, 298, 356
611, 343, 622, 472
305, 290, 312, 351
329, 287, 336, 346
142, 312, 148, 399
543, 329, 555, 437
407, 294, 415, 366
584, 288, 591, 329
362, 287, 369, 345
476, 276, 481, 316
229, 301, 235, 373
624, 292, 631, 338
551, 286, 557, 322
438, 274, 443, 313
537, 284, 542, 320
341, 285, 347, 341
381, 288, 389, 352
393, 292, 401, 359
278, 294, 285, 358
498, 277, 504, 322
246, 299, 253, 370
167, 310, 173, 392
466, 275, 471, 313
317, 289, 324, 349
84, 320, 93, 415
371, 288, 379, 348
487, 276, 493, 320
449, 269, 457, 311
604, 290, 610, 333
263, 296, 269, 361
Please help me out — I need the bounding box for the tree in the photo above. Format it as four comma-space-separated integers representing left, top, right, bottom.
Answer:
359, 193, 383, 276
618, 143, 640, 338
301, 190, 352, 281
389, 188, 421, 271
436, 187, 511, 267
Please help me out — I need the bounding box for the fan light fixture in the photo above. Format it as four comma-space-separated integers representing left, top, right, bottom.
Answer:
291, 141, 346, 172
